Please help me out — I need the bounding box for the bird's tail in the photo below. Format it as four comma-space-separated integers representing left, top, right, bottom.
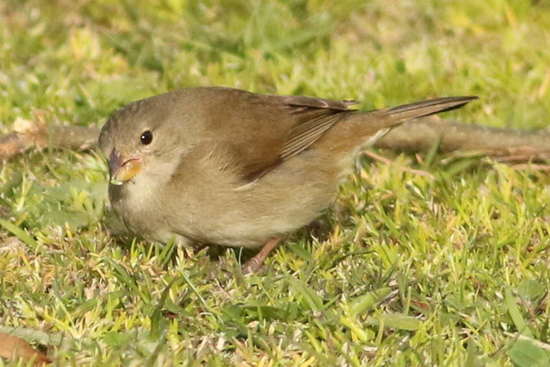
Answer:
321, 95, 477, 154
354, 95, 477, 138
381, 96, 477, 125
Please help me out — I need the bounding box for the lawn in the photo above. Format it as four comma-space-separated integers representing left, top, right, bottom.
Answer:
0, 0, 549, 365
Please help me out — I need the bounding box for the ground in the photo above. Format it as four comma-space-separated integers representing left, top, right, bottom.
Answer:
0, 0, 549, 366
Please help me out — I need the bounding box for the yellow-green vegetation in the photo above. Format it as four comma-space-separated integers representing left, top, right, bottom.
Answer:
1, 0, 549, 365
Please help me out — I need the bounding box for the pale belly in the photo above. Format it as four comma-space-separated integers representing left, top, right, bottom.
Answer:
109, 150, 346, 249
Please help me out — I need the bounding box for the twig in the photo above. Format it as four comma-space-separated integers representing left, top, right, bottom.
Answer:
377, 116, 550, 161
1, 114, 549, 164
0, 115, 99, 161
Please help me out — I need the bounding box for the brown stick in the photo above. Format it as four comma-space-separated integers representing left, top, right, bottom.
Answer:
1, 116, 549, 162
0, 124, 100, 160
377, 116, 550, 161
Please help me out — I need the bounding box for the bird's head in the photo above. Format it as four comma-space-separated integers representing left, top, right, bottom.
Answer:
98, 95, 189, 186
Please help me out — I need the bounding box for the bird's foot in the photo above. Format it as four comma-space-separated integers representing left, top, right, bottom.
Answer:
242, 237, 282, 274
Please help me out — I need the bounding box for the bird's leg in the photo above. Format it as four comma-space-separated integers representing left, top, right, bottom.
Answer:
242, 237, 282, 274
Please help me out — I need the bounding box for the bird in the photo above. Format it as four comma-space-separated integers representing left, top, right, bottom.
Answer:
98, 87, 476, 273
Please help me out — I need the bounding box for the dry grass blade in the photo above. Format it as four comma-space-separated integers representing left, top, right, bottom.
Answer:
363, 150, 435, 179
0, 332, 51, 366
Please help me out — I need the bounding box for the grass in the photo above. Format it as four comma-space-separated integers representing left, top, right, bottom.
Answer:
1, 0, 549, 365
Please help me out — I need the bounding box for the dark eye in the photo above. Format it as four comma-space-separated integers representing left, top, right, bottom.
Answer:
140, 130, 153, 145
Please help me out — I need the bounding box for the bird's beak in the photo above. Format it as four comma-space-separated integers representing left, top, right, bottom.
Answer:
108, 149, 142, 185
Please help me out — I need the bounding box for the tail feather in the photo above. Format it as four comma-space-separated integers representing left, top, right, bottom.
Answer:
304, 94, 477, 158
385, 96, 477, 123
334, 95, 477, 150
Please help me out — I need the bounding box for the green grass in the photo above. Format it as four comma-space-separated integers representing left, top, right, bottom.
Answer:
1, 0, 549, 365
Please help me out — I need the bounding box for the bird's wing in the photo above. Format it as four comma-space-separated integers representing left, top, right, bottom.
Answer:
198, 88, 356, 181
276, 95, 357, 161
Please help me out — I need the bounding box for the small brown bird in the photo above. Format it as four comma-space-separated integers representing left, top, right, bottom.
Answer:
99, 87, 475, 272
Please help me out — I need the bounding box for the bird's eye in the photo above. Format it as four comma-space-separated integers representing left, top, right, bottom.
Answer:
140, 130, 153, 145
